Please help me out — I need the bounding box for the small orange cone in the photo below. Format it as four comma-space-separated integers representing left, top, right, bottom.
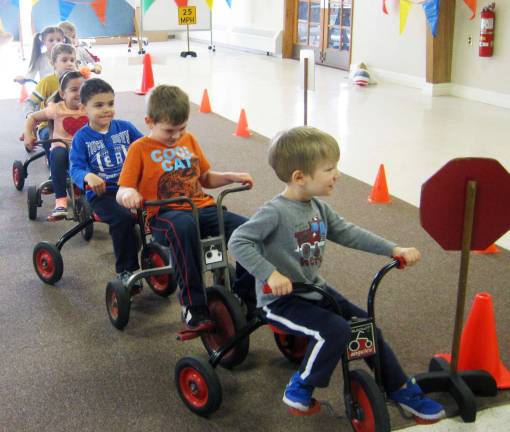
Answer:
368, 164, 391, 203
19, 83, 28, 103
135, 53, 155, 95
234, 109, 251, 138
199, 89, 212, 113
474, 243, 501, 254
435, 293, 510, 389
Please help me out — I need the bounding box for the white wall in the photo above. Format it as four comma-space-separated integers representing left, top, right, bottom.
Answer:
210, 0, 284, 31
451, 2, 510, 95
351, 0, 426, 81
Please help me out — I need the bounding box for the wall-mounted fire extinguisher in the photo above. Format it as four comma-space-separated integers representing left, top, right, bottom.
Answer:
479, 3, 496, 57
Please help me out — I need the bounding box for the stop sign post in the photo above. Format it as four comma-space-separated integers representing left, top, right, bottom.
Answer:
416, 158, 510, 422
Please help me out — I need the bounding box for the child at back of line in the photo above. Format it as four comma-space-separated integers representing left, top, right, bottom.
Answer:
116, 85, 256, 331
15, 26, 65, 82
23, 43, 77, 143
24, 71, 86, 221
228, 126, 445, 421
69, 79, 144, 286
58, 21, 101, 75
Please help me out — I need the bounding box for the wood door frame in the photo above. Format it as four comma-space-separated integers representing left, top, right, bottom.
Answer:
283, 0, 354, 70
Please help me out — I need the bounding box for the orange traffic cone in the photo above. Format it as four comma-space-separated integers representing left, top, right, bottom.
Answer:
234, 109, 251, 137
135, 53, 155, 95
19, 83, 28, 103
474, 243, 501, 254
435, 292, 510, 389
368, 164, 391, 203
199, 89, 212, 113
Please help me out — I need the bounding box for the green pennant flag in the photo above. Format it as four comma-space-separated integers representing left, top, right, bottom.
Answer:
142, 0, 156, 13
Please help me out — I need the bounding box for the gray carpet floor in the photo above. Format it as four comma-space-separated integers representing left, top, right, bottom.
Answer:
1, 92, 509, 431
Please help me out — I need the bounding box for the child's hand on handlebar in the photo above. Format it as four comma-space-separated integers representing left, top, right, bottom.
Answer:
119, 188, 144, 209
84, 173, 106, 196
23, 133, 36, 151
392, 246, 421, 266
226, 172, 254, 187
266, 271, 293, 296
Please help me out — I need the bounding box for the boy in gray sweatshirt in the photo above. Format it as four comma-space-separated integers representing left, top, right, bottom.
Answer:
228, 126, 444, 420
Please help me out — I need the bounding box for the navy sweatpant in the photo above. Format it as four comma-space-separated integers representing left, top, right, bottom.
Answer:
49, 146, 68, 199
262, 286, 407, 393
89, 190, 139, 274
150, 206, 255, 308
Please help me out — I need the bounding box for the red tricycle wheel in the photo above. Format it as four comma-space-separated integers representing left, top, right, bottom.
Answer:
175, 356, 222, 417
347, 369, 390, 432
32, 242, 64, 285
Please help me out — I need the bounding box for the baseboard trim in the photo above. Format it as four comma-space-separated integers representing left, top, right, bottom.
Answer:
373, 68, 510, 109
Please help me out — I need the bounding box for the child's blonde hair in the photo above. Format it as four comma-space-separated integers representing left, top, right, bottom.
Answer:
268, 126, 340, 183
50, 43, 75, 64
146, 85, 190, 125
58, 21, 77, 41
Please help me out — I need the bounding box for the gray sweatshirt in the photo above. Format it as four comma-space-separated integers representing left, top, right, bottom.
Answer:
228, 194, 396, 308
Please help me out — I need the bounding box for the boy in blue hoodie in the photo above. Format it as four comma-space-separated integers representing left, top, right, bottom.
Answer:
70, 78, 143, 285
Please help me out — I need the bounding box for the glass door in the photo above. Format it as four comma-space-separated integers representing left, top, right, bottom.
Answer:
293, 0, 353, 70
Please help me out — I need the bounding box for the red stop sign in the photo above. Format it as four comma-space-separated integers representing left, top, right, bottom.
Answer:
420, 158, 510, 251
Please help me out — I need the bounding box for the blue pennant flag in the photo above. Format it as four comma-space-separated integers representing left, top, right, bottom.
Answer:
422, 0, 440, 37
59, 0, 76, 22
10, 0, 20, 7
225, 0, 232, 8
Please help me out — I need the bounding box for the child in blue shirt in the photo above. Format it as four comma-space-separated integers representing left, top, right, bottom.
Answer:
70, 78, 143, 284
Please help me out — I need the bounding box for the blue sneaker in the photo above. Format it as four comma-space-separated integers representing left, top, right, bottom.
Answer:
282, 372, 315, 411
390, 377, 445, 421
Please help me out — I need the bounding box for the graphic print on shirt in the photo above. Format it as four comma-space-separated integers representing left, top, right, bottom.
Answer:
154, 146, 205, 200
86, 130, 131, 181
62, 116, 88, 136
294, 216, 327, 267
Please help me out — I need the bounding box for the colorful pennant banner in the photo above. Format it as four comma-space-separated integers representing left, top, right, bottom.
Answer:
205, 0, 213, 9
399, 0, 412, 34
142, 0, 155, 13
382, 0, 388, 14
422, 0, 439, 37
225, 0, 231, 8
174, 0, 187, 6
463, 0, 476, 19
90, 0, 107, 24
59, 0, 76, 21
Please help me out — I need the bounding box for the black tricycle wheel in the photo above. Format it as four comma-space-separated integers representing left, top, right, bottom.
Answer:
27, 185, 40, 220
175, 356, 222, 417
140, 242, 177, 297
273, 332, 309, 364
200, 285, 249, 369
76, 196, 94, 241
346, 369, 390, 432
12, 160, 25, 191
33, 241, 64, 285
105, 279, 131, 330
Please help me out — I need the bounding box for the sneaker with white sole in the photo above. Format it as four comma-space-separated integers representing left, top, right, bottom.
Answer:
282, 372, 315, 412
390, 377, 445, 421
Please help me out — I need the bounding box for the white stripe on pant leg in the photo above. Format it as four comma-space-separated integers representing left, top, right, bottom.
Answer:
263, 305, 325, 380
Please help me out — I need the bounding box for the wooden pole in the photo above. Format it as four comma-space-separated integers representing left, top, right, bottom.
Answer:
304, 57, 308, 126
450, 180, 477, 373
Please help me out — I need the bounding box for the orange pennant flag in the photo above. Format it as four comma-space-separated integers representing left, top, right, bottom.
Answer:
90, 0, 107, 24
463, 0, 476, 19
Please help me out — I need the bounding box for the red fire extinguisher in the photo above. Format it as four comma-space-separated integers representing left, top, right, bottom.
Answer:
479, 3, 496, 57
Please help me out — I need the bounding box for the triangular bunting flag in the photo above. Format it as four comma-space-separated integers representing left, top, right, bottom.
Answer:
175, 0, 188, 6
142, 0, 155, 14
59, 0, 76, 21
90, 0, 107, 24
400, 0, 412, 34
423, 0, 440, 37
463, 0, 476, 19
32, 0, 39, 5
383, 0, 388, 14
225, 0, 232, 8
205, 0, 213, 9
10, 0, 20, 7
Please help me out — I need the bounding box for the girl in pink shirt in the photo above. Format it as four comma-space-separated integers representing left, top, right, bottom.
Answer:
24, 71, 87, 220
